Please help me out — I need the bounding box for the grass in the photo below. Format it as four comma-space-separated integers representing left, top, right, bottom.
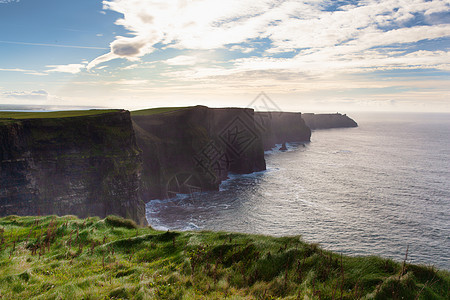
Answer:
0, 215, 448, 299
0, 110, 120, 120
105, 215, 138, 229
131, 107, 187, 116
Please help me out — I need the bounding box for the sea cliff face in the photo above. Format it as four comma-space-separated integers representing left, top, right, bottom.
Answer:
0, 106, 323, 221
0, 111, 146, 225
301, 113, 358, 129
131, 106, 267, 199
254, 112, 311, 150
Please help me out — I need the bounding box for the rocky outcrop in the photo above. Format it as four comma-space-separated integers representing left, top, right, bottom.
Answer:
0, 111, 146, 225
302, 113, 358, 130
132, 106, 266, 199
254, 112, 311, 150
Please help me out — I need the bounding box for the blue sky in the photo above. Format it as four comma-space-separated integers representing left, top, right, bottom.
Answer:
0, 0, 449, 112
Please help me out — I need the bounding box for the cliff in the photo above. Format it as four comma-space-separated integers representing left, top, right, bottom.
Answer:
131, 106, 266, 199
254, 112, 311, 150
0, 106, 329, 220
301, 113, 358, 129
0, 110, 146, 225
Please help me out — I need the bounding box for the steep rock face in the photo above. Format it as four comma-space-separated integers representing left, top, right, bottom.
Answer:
254, 112, 311, 150
302, 113, 358, 129
0, 111, 146, 225
132, 106, 266, 200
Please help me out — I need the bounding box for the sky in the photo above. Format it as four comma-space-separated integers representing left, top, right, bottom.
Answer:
0, 0, 449, 113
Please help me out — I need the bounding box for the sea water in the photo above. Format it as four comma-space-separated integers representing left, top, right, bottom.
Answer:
146, 112, 450, 269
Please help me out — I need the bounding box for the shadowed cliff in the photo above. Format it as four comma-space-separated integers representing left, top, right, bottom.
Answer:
131, 106, 267, 200
0, 110, 146, 225
0, 106, 339, 222
254, 111, 311, 150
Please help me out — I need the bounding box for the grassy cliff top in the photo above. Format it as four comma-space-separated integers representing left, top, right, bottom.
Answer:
131, 107, 187, 116
0, 109, 121, 120
0, 215, 448, 299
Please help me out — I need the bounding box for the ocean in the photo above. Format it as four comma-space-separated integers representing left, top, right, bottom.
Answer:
146, 112, 450, 270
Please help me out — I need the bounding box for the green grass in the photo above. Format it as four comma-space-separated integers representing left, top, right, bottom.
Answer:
0, 110, 120, 120
0, 215, 448, 299
131, 107, 187, 116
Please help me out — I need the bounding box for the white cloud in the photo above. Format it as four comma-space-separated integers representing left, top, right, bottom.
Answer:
71, 0, 450, 112
0, 68, 47, 76
45, 63, 86, 74
0, 68, 29, 72
165, 55, 204, 66
115, 79, 149, 85
229, 45, 254, 53
87, 0, 450, 75
122, 64, 139, 70
0, 40, 108, 50
121, 62, 156, 70
1, 90, 49, 100
0, 62, 88, 76
0, 90, 68, 107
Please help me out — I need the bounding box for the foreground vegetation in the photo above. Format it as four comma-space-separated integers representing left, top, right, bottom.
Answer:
0, 215, 448, 299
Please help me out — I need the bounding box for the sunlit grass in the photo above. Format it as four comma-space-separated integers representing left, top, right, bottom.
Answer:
0, 215, 448, 299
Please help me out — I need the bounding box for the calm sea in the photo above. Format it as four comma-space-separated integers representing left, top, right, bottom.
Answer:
146, 112, 450, 269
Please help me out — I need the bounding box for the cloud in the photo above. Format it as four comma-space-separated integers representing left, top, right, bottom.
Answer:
0, 68, 30, 72
45, 63, 86, 74
1, 63, 88, 76
0, 40, 108, 50
0, 0, 19, 3
229, 45, 254, 53
2, 90, 49, 100
0, 90, 68, 107
165, 55, 205, 66
0, 68, 47, 76
114, 79, 150, 85
89, 0, 450, 74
